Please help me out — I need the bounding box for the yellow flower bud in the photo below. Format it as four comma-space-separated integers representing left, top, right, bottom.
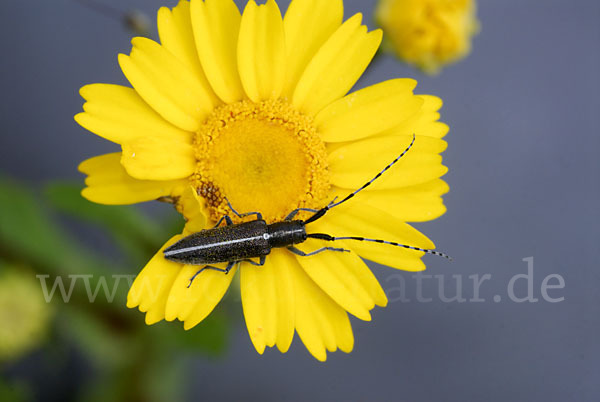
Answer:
0, 268, 53, 361
376, 0, 480, 74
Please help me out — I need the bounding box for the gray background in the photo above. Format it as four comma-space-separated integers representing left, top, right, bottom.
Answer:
1, 0, 598, 401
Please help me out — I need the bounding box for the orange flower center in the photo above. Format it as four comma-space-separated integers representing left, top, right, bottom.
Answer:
190, 99, 329, 223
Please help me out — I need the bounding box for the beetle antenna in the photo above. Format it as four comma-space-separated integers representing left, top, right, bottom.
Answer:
304, 134, 416, 225
306, 232, 451, 260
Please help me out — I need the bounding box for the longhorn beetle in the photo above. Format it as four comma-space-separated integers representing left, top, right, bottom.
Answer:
164, 134, 450, 287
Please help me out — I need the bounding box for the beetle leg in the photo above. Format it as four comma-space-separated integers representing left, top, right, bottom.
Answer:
284, 197, 338, 221
212, 214, 233, 228
241, 255, 266, 266
223, 261, 237, 274
224, 197, 263, 221
284, 208, 319, 221
287, 246, 350, 257
188, 261, 235, 288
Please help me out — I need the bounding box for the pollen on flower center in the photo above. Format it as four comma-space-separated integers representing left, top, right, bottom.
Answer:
190, 99, 330, 224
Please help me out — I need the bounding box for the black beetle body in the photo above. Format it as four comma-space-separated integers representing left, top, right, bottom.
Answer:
164, 219, 307, 265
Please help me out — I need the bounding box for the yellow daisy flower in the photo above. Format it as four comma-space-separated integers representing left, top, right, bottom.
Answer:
76, 0, 449, 361
376, 0, 480, 74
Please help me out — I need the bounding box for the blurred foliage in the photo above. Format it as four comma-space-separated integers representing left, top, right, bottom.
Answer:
46, 182, 167, 264
0, 176, 231, 401
0, 377, 30, 402
0, 177, 103, 277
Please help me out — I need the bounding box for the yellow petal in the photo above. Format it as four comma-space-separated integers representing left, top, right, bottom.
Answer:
292, 14, 382, 116
297, 230, 388, 308
118, 37, 215, 132
336, 179, 449, 223
312, 202, 434, 271
315, 79, 423, 142
237, 0, 286, 102
190, 0, 244, 103
290, 259, 354, 361
121, 136, 196, 181
178, 186, 210, 233
163, 262, 236, 329
378, 95, 449, 139
270, 250, 295, 353
127, 236, 183, 324
240, 250, 296, 353
157, 1, 220, 107
75, 84, 192, 145
292, 239, 373, 321
78, 153, 184, 205
282, 0, 343, 96
420, 94, 443, 113
241, 260, 270, 354
328, 134, 448, 190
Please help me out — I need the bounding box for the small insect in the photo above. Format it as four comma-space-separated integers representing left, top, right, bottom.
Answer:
164, 135, 450, 287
